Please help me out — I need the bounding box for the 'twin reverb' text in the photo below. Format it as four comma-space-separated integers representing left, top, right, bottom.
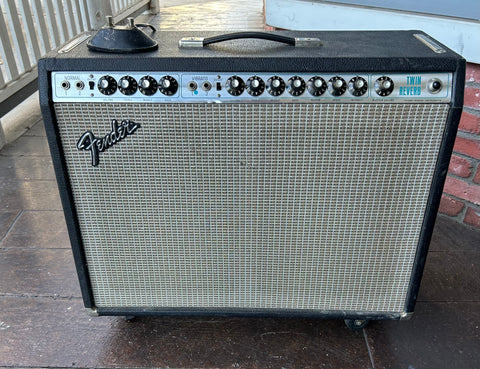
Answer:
399, 76, 422, 96
76, 119, 140, 166
399, 86, 421, 96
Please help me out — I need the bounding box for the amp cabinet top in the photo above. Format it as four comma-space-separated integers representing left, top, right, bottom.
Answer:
39, 30, 465, 108
39, 30, 464, 73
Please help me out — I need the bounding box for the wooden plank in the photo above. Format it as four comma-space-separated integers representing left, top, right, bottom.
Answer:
0, 175, 61, 211
113, 0, 150, 23
366, 302, 480, 369
32, 0, 52, 52
0, 248, 80, 297
5, 0, 32, 72
0, 67, 6, 90
0, 211, 20, 240
0, 156, 56, 182
45, 0, 61, 46
112, 0, 120, 14
65, 0, 78, 36
418, 251, 480, 302
0, 70, 37, 114
85, 0, 113, 29
54, 0, 70, 43
0, 8, 19, 81
0, 210, 68, 248
69, 0, 83, 33
19, 0, 42, 61
79, 0, 92, 32
0, 296, 372, 368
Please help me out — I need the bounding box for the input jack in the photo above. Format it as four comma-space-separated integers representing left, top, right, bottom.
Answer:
201, 81, 212, 91
75, 81, 85, 90
61, 81, 70, 90
187, 81, 197, 91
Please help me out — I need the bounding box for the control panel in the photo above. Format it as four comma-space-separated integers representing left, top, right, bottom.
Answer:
52, 72, 451, 103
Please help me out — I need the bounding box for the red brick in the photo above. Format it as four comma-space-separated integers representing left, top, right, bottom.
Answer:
466, 63, 480, 83
459, 111, 480, 135
464, 207, 480, 229
448, 155, 473, 178
438, 194, 465, 216
464, 87, 480, 109
453, 136, 480, 159
443, 176, 480, 205
474, 166, 480, 184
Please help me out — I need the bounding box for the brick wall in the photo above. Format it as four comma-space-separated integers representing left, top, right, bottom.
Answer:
439, 63, 480, 228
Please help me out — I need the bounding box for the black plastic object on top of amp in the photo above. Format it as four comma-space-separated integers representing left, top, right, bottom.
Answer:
86, 16, 157, 53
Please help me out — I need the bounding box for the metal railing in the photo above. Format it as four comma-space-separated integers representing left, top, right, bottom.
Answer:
0, 0, 157, 115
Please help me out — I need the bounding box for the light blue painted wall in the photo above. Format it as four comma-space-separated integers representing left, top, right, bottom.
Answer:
321, 0, 480, 21
265, 0, 480, 63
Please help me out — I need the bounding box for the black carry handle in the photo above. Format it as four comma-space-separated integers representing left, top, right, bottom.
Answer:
179, 32, 322, 48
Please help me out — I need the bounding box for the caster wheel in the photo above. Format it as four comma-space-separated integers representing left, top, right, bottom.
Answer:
344, 319, 369, 330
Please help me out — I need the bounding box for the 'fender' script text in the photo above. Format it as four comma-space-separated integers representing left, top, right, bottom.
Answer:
77, 119, 140, 166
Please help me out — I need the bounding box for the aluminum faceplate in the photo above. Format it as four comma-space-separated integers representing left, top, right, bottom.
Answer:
52, 72, 452, 103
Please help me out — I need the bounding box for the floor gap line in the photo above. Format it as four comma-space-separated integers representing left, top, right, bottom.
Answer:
363, 328, 375, 369
0, 210, 24, 244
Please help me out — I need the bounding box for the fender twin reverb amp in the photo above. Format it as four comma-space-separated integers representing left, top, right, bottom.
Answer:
39, 30, 465, 328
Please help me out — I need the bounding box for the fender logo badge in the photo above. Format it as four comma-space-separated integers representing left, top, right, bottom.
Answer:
77, 119, 141, 166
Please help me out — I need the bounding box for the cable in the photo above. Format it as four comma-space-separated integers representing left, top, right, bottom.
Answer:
135, 24, 156, 33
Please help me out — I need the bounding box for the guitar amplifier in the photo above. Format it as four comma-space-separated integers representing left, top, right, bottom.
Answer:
39, 30, 465, 325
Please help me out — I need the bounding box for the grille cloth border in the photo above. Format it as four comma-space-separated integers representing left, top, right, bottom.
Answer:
54, 103, 449, 312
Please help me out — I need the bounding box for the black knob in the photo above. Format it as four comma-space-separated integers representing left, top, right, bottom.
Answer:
328, 76, 347, 96
375, 76, 394, 96
246, 76, 265, 96
287, 76, 306, 96
307, 76, 327, 96
97, 75, 117, 95
159, 75, 178, 95
138, 76, 158, 96
226, 76, 245, 96
266, 76, 285, 96
348, 76, 368, 96
118, 76, 138, 95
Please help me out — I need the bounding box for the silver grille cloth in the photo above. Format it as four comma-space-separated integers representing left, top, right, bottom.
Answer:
54, 103, 449, 312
